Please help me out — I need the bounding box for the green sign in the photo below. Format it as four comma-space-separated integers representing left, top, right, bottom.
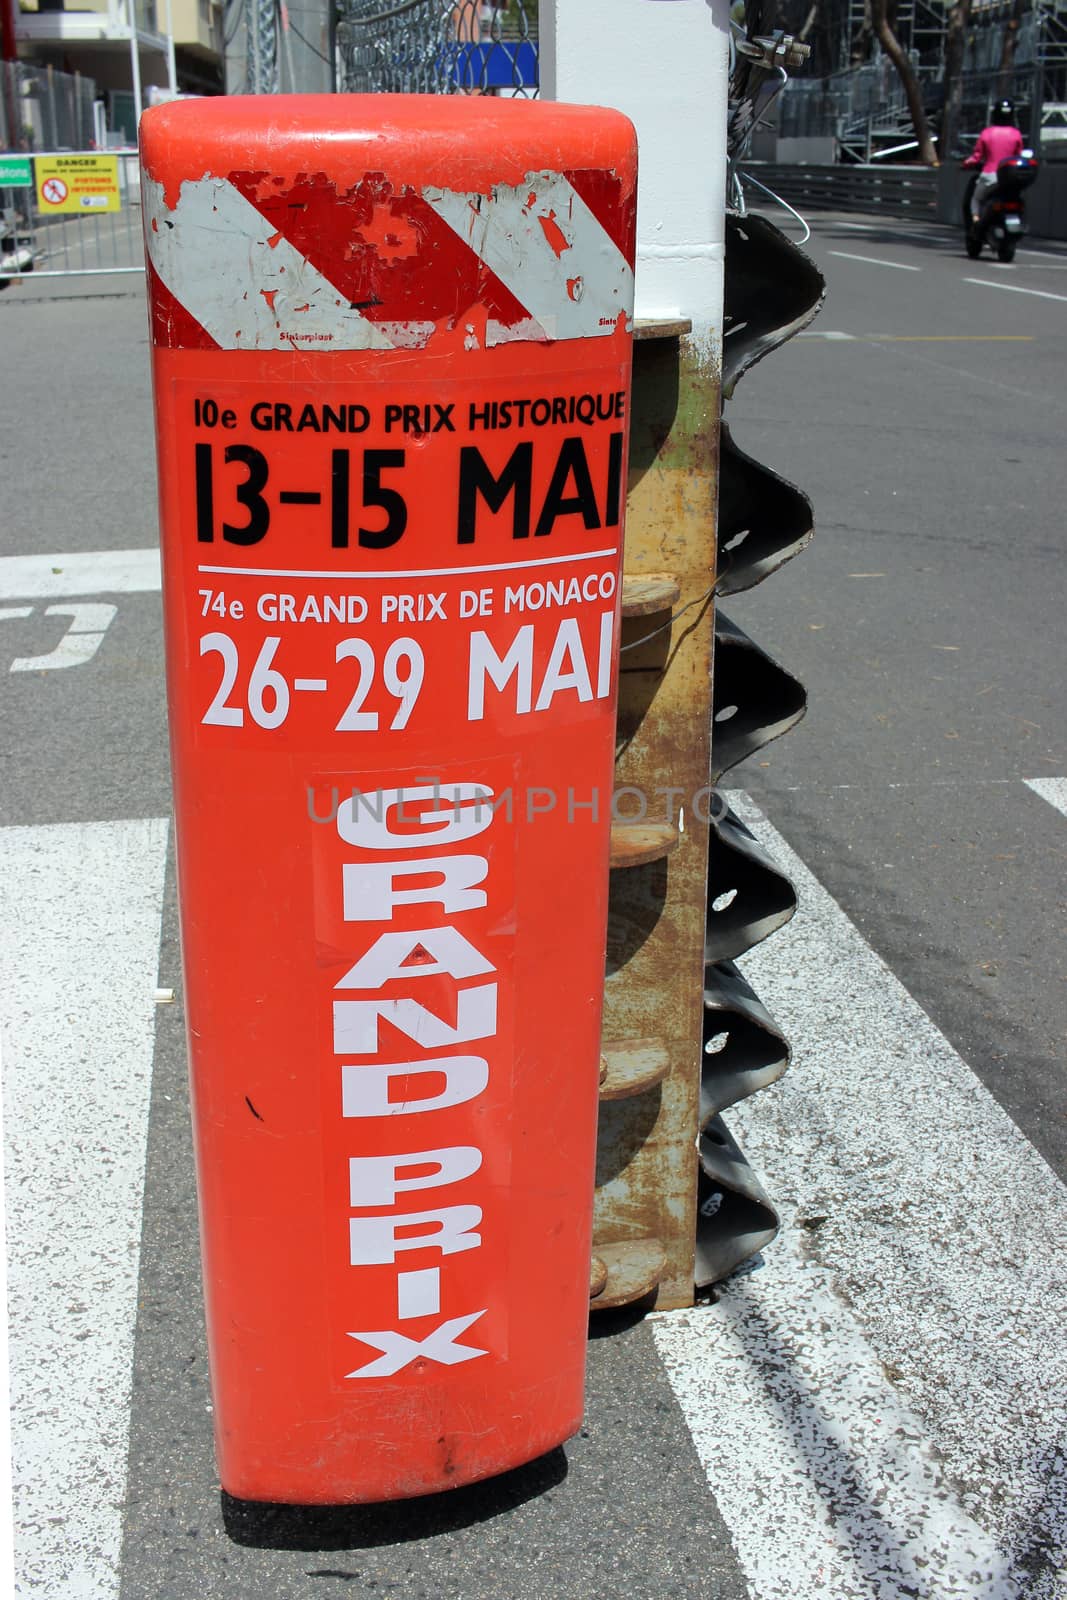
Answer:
0, 155, 34, 189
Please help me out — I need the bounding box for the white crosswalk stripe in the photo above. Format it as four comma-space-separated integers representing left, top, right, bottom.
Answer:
2, 772, 1065, 1595
654, 793, 1067, 1600
1024, 775, 1067, 819
0, 821, 169, 1599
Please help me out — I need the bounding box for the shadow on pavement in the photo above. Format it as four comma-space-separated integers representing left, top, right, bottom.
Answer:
220, 1445, 568, 1552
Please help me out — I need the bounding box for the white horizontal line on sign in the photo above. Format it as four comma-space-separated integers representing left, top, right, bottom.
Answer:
829, 251, 921, 271
0, 549, 161, 600
198, 549, 620, 581
964, 276, 1067, 302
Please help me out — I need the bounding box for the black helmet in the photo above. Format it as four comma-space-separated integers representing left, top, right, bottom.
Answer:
992, 98, 1016, 126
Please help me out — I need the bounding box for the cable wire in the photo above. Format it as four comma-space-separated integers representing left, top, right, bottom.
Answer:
736, 170, 812, 243
287, 15, 334, 62
620, 587, 715, 654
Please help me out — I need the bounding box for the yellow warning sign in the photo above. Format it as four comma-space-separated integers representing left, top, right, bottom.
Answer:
35, 155, 120, 215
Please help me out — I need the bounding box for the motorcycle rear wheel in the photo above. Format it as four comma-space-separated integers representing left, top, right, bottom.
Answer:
996, 238, 1017, 263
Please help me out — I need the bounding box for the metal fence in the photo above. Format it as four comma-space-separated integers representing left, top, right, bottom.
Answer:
2, 60, 97, 153
336, 0, 539, 97
778, 60, 939, 141
1, 152, 143, 281
2, 6, 542, 284
740, 161, 940, 219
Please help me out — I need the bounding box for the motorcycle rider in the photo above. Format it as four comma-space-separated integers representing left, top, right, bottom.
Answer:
962, 99, 1025, 224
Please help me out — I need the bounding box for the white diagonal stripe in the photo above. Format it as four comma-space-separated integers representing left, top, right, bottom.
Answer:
654, 793, 1067, 1599
423, 170, 634, 343
142, 176, 394, 352
1, 819, 169, 1599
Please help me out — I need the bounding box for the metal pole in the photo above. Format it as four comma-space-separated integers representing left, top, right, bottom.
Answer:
1030, 6, 1044, 153
128, 0, 143, 127
0, 0, 18, 151
164, 0, 177, 94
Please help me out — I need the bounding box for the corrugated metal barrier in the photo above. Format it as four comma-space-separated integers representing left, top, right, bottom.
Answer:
741, 160, 939, 219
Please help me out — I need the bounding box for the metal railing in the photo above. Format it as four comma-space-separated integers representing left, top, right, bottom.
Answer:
2, 60, 97, 153
779, 59, 938, 142
740, 161, 940, 219
3, 3, 543, 284
1, 153, 143, 280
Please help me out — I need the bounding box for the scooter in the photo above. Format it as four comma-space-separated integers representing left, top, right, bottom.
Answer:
963, 153, 1040, 263
0, 207, 34, 291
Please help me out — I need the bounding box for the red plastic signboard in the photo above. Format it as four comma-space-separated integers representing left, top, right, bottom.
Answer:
140, 94, 636, 1504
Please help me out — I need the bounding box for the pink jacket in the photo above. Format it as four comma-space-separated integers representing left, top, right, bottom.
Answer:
964, 125, 1025, 174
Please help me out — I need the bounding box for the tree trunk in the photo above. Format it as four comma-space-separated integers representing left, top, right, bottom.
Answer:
851, 0, 872, 67
870, 0, 940, 164
996, 0, 1025, 99
940, 0, 972, 164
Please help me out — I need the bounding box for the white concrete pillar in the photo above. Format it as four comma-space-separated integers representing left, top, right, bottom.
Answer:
539, 0, 730, 355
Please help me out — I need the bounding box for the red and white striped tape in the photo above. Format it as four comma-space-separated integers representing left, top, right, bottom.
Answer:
142, 170, 633, 352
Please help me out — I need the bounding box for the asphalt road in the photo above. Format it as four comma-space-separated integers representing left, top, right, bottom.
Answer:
724, 208, 1067, 1174
1, 208, 1065, 1600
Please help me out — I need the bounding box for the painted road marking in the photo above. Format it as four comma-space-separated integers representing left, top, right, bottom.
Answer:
1023, 775, 1067, 818
654, 794, 1067, 1600
868, 334, 1033, 341
810, 219, 1067, 262
0, 1031, 13, 1600
829, 251, 921, 271
0, 819, 169, 1600
799, 334, 1033, 342
817, 221, 1067, 261
965, 276, 1067, 303
9, 603, 117, 672
0, 550, 160, 601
